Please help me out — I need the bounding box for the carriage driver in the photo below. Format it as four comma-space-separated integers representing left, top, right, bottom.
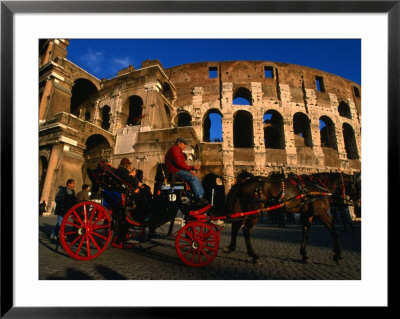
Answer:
165, 137, 209, 207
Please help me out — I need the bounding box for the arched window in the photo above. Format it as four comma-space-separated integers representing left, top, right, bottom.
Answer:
84, 134, 112, 169
343, 123, 359, 159
70, 78, 99, 117
127, 95, 143, 125
203, 110, 223, 142
101, 105, 111, 131
162, 82, 174, 103
319, 116, 337, 150
263, 110, 285, 149
338, 101, 352, 119
233, 87, 252, 105
177, 111, 192, 127
293, 112, 312, 147
233, 110, 253, 148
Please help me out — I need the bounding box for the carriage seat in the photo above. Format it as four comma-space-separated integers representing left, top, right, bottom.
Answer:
155, 163, 186, 191
87, 162, 133, 196
161, 172, 186, 191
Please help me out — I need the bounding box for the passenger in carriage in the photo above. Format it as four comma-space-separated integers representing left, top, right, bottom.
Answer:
115, 158, 151, 219
115, 158, 142, 189
165, 137, 208, 207
135, 169, 152, 201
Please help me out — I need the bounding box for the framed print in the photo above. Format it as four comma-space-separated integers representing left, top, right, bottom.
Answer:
1, 0, 397, 317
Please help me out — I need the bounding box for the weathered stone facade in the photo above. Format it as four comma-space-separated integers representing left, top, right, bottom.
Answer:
39, 39, 361, 214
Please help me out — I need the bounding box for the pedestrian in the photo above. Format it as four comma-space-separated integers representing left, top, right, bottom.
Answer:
76, 184, 90, 202
39, 200, 46, 217
51, 179, 76, 241
165, 137, 208, 207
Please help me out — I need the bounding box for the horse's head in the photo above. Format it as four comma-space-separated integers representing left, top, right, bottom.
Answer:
235, 170, 255, 183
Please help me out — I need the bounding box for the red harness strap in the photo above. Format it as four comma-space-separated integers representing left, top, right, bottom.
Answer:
99, 161, 134, 190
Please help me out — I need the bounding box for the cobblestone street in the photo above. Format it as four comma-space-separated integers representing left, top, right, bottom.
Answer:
39, 215, 361, 280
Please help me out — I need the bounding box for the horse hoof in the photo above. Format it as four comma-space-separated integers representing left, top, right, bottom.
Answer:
253, 257, 262, 265
223, 246, 235, 254
302, 257, 309, 264
333, 256, 343, 264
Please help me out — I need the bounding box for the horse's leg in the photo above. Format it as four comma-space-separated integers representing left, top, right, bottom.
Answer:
318, 209, 342, 264
242, 218, 261, 264
223, 220, 241, 253
300, 212, 312, 263
224, 198, 242, 253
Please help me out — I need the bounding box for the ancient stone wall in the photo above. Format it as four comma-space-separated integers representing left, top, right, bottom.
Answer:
165, 61, 361, 189
38, 40, 361, 211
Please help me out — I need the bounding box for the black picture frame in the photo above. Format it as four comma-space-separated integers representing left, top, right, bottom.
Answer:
1, 1, 396, 317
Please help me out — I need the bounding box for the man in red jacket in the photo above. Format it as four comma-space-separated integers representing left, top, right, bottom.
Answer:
165, 137, 208, 206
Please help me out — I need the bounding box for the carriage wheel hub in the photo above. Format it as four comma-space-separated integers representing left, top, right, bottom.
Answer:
78, 228, 86, 235
192, 242, 200, 250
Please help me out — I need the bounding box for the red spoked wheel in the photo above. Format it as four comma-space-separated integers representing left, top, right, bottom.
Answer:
60, 201, 113, 261
111, 226, 145, 249
175, 221, 219, 267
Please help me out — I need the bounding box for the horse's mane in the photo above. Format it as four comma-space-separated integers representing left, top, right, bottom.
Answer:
236, 170, 255, 182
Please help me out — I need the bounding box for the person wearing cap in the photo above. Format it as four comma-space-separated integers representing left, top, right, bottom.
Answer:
115, 158, 142, 189
165, 137, 208, 206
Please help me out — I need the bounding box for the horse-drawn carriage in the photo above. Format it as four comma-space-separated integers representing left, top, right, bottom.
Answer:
58, 161, 360, 267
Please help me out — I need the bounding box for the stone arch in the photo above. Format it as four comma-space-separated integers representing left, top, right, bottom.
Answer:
70, 78, 99, 118
233, 87, 252, 105
263, 109, 285, 149
161, 82, 175, 103
164, 104, 172, 123
233, 110, 254, 148
342, 123, 359, 159
84, 134, 112, 168
176, 110, 192, 127
127, 95, 144, 126
100, 105, 111, 131
293, 112, 312, 148
147, 164, 159, 194
338, 101, 352, 119
203, 109, 223, 142
319, 115, 337, 150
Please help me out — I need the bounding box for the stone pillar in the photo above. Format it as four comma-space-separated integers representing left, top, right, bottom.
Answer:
279, 83, 297, 167
335, 121, 348, 168
39, 143, 63, 205
283, 117, 297, 166
221, 115, 235, 194
192, 87, 203, 139
221, 83, 233, 108
310, 116, 325, 166
251, 83, 266, 172
39, 78, 53, 120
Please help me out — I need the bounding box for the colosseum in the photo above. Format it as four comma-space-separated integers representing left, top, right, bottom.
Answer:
39, 39, 361, 214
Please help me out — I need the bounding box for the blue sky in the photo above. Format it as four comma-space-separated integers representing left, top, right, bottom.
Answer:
66, 39, 361, 85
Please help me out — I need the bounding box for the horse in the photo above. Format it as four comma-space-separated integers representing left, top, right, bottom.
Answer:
308, 171, 361, 229
217, 171, 342, 264
309, 171, 361, 206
